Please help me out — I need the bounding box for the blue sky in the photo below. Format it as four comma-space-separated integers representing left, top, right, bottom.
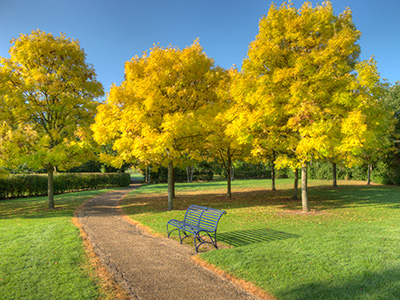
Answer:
1, 0, 399, 94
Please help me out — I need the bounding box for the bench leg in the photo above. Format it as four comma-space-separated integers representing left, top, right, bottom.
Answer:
194, 234, 199, 253
194, 231, 219, 252
180, 230, 193, 244
168, 224, 221, 253
212, 231, 218, 249
193, 232, 208, 253
166, 224, 180, 238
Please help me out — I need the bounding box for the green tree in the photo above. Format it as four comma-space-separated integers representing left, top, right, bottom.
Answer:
0, 30, 104, 208
380, 81, 400, 184
385, 82, 400, 123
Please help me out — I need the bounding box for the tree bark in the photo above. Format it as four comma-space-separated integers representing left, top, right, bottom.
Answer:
301, 164, 310, 212
271, 151, 277, 191
293, 169, 299, 199
271, 161, 276, 191
168, 161, 174, 210
226, 156, 232, 198
172, 166, 175, 198
146, 166, 151, 184
47, 165, 55, 209
367, 164, 372, 185
187, 166, 194, 183
332, 162, 337, 188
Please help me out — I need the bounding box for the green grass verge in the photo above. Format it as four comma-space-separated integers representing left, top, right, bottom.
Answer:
121, 179, 400, 300
0, 189, 116, 300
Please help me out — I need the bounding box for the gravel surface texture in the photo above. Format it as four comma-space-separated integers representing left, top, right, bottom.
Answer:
77, 185, 260, 300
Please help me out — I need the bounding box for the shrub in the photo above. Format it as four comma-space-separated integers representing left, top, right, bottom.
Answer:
144, 163, 213, 183
0, 173, 130, 200
233, 162, 268, 179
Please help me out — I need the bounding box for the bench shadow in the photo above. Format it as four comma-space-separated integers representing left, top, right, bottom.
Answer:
217, 228, 300, 247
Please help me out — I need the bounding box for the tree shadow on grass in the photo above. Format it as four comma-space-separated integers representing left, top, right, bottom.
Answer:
305, 184, 400, 211
123, 183, 400, 216
122, 189, 299, 214
277, 267, 400, 300
217, 228, 300, 247
132, 181, 228, 195
5, 182, 399, 219
0, 189, 116, 220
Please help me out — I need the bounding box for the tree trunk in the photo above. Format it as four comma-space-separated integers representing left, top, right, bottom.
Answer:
367, 164, 372, 185
149, 166, 152, 184
146, 166, 151, 184
293, 169, 299, 199
301, 164, 310, 212
271, 161, 276, 191
271, 151, 277, 191
172, 165, 175, 198
230, 166, 234, 182
47, 165, 55, 209
168, 161, 174, 210
226, 156, 232, 198
187, 166, 194, 183
332, 163, 337, 188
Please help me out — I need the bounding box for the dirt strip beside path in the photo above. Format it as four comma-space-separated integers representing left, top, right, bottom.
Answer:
77, 185, 261, 300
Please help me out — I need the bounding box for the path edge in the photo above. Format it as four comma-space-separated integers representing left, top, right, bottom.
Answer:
117, 190, 162, 238
192, 256, 277, 300
72, 189, 132, 300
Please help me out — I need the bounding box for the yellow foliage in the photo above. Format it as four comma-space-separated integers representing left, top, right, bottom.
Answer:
0, 30, 103, 170
233, 0, 394, 169
92, 40, 225, 169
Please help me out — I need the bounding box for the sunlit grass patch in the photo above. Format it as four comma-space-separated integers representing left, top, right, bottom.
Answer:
0, 189, 117, 300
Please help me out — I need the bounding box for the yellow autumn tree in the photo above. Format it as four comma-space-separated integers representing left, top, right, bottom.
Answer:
341, 58, 395, 184
0, 30, 104, 208
237, 1, 368, 212
92, 40, 224, 210
199, 68, 252, 197
230, 70, 298, 192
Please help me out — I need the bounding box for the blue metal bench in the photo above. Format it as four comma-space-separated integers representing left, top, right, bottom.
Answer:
166, 205, 226, 253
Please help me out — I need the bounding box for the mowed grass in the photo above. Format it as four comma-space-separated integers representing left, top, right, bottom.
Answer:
0, 189, 117, 300
121, 179, 400, 300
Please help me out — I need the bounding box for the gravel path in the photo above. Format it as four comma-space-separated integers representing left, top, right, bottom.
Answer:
77, 185, 261, 300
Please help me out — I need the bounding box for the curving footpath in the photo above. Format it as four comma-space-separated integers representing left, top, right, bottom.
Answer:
77, 185, 261, 300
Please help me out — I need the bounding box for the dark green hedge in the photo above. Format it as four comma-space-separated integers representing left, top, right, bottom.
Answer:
145, 162, 213, 183
0, 173, 131, 199
219, 161, 290, 180
230, 162, 268, 179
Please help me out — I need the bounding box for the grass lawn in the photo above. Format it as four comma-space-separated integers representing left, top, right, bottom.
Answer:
120, 179, 400, 300
0, 188, 119, 300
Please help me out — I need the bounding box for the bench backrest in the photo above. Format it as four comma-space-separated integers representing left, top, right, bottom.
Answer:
184, 204, 226, 231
